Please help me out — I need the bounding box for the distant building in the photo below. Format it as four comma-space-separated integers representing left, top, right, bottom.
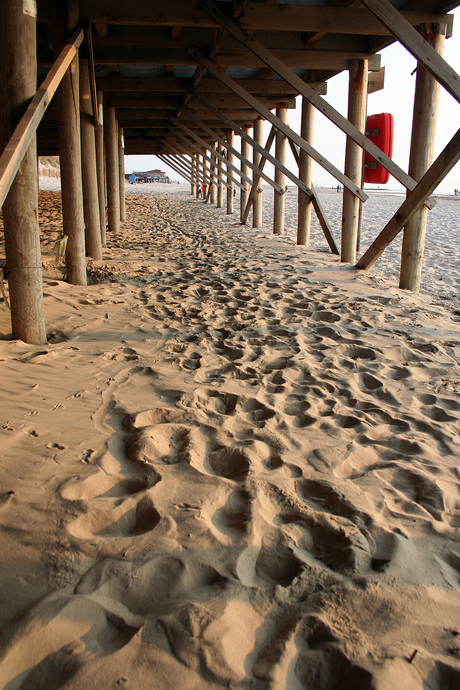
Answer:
126, 169, 171, 183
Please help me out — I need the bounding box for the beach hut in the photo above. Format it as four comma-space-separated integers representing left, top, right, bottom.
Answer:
0, 0, 459, 344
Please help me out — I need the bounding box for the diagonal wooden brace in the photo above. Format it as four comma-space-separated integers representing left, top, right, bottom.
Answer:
357, 127, 460, 270
201, 0, 436, 210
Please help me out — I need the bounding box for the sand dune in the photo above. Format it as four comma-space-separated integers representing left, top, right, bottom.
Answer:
0, 184, 460, 688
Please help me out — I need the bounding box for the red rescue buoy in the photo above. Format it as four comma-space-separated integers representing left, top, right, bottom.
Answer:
364, 113, 394, 185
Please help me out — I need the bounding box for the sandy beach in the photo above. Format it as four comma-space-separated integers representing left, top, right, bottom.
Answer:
0, 181, 460, 688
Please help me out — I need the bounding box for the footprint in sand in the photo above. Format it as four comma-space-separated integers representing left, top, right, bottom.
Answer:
68, 495, 161, 540
212, 487, 252, 539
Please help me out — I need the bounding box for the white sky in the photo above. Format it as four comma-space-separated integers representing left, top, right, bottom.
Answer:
126, 8, 460, 195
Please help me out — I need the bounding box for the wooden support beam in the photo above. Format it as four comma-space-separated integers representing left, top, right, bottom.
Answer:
191, 152, 197, 196
252, 118, 264, 228
165, 116, 251, 189
242, 126, 276, 225
167, 101, 279, 192
52, 1, 87, 286
187, 47, 367, 202
274, 107, 287, 235
241, 125, 251, 223
341, 58, 368, 264
360, 0, 459, 105
357, 127, 460, 271
95, 90, 106, 245
0, 1, 46, 344
227, 130, 234, 214
104, 103, 120, 234
196, 153, 203, 197
169, 130, 245, 191
203, 147, 209, 199
52, 2, 453, 36
97, 76, 327, 96
118, 124, 126, 222
80, 59, 102, 259
210, 142, 217, 204
217, 146, 224, 208
90, 46, 381, 72
84, 25, 99, 127
159, 154, 192, 184
182, 85, 316, 203
297, 98, 315, 246
162, 151, 192, 177
200, 1, 436, 208
310, 185, 339, 255
159, 154, 190, 181
399, 29, 445, 292
0, 27, 84, 209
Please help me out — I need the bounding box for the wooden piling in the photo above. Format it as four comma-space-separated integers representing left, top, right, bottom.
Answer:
0, 0, 46, 343
80, 59, 102, 259
210, 142, 217, 204
196, 153, 202, 198
399, 28, 445, 292
118, 124, 126, 222
203, 148, 209, 200
227, 129, 234, 214
191, 152, 197, 196
297, 99, 315, 245
274, 107, 287, 235
95, 90, 106, 245
240, 125, 251, 222
253, 118, 264, 228
341, 58, 368, 263
104, 102, 120, 234
52, 0, 87, 285
217, 146, 224, 208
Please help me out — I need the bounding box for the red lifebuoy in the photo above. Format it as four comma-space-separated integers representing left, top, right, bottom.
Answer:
364, 113, 394, 185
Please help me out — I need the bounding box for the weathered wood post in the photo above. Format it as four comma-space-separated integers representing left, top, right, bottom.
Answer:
217, 146, 224, 208
253, 117, 264, 228
240, 125, 251, 223
226, 129, 234, 214
399, 26, 445, 291
95, 90, 106, 245
210, 142, 217, 204
0, 0, 46, 343
341, 58, 368, 263
80, 59, 102, 259
298, 99, 315, 245
191, 152, 197, 196
274, 107, 287, 235
118, 124, 126, 222
196, 153, 202, 198
104, 102, 120, 234
203, 148, 209, 200
52, 0, 87, 285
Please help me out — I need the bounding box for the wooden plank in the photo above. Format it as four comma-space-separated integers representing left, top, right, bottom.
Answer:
187, 49, 368, 202
96, 76, 327, 95
168, 102, 280, 193
356, 126, 460, 271
360, 0, 460, 105
0, 28, 84, 209
201, 1, 436, 210
310, 185, 339, 256
242, 126, 276, 224
49, 1, 452, 36
92, 46, 381, 71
